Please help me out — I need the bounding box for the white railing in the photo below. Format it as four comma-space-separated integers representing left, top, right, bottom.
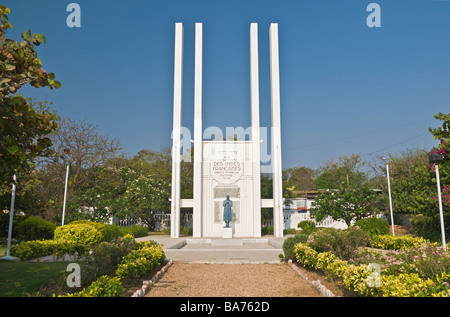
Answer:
283, 211, 347, 230
113, 211, 346, 232
112, 212, 192, 231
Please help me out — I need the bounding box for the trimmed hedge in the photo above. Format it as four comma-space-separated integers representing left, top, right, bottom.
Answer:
369, 234, 430, 250
120, 225, 148, 238
10, 240, 90, 261
54, 222, 104, 246
15, 216, 56, 241
282, 234, 309, 262
410, 213, 450, 243
353, 217, 390, 237
115, 241, 165, 279
102, 224, 124, 242
297, 220, 316, 235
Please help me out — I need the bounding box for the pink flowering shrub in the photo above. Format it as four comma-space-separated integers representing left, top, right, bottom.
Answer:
381, 243, 450, 281
433, 185, 450, 204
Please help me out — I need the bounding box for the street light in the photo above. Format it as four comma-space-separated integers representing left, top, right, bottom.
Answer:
428, 152, 446, 251
382, 158, 395, 236
62, 165, 70, 226
0, 175, 19, 261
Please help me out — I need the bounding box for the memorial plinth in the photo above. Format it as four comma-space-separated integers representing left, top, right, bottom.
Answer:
223, 227, 233, 239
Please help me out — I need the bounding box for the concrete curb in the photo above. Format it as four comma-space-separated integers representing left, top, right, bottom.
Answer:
287, 260, 337, 297
131, 259, 173, 297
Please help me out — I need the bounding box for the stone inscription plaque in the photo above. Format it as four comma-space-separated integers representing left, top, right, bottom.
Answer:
211, 161, 242, 184
214, 187, 240, 199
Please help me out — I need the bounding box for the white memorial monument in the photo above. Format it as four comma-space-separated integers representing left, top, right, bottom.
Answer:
170, 22, 283, 238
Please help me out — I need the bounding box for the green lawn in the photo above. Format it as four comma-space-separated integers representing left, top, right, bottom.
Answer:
0, 244, 6, 257
0, 261, 69, 297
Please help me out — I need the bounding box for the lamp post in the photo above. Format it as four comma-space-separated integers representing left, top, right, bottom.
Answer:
428, 152, 446, 251
382, 158, 395, 236
62, 165, 69, 226
0, 175, 19, 261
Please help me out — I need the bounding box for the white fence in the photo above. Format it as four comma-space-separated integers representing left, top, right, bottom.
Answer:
113, 211, 346, 232
283, 211, 347, 230
112, 213, 192, 231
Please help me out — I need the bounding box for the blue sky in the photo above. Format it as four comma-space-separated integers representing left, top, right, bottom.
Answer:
3, 0, 450, 170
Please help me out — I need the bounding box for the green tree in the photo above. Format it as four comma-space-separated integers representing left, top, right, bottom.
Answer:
314, 154, 368, 189
0, 6, 60, 184
30, 118, 122, 222
368, 149, 435, 217
429, 112, 449, 186
117, 173, 171, 230
284, 166, 315, 190
310, 182, 383, 227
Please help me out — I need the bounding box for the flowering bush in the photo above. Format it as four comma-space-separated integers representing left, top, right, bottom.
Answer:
433, 185, 450, 204
380, 243, 450, 280
306, 227, 370, 261
429, 113, 449, 205
294, 242, 450, 297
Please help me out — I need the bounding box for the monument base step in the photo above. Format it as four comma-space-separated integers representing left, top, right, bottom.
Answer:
184, 238, 270, 247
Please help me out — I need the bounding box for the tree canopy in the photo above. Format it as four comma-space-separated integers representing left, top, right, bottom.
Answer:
0, 6, 60, 184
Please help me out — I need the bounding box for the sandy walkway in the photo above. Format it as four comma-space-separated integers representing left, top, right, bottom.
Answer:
145, 263, 322, 297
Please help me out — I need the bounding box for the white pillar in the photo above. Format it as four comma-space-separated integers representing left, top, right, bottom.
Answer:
171, 23, 183, 238
193, 23, 203, 238
250, 23, 262, 237
270, 23, 284, 237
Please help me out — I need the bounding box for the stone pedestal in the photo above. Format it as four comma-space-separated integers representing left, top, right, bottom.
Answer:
223, 227, 232, 239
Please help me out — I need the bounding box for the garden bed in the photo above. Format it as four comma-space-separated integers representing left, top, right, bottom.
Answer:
121, 259, 171, 297
290, 262, 357, 297
293, 238, 450, 297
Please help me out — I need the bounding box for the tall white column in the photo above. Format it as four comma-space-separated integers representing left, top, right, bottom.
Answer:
270, 23, 284, 237
250, 23, 262, 237
193, 23, 203, 237
171, 23, 183, 238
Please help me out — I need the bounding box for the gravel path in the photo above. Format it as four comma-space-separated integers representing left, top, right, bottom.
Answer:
145, 263, 322, 297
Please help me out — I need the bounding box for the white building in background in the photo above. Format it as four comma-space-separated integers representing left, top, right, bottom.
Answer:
283, 192, 348, 230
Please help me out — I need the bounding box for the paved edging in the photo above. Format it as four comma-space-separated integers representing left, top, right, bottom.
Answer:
131, 259, 173, 297
287, 260, 337, 297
